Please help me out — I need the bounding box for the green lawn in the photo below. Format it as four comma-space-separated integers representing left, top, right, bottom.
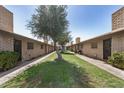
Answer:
1, 52, 124, 88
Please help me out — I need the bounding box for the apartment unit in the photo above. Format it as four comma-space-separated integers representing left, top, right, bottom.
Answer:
68, 7, 124, 60
0, 6, 54, 61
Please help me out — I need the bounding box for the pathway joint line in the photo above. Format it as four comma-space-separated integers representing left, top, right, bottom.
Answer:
0, 51, 55, 85
76, 54, 124, 80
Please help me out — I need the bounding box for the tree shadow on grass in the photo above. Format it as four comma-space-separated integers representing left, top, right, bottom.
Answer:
61, 52, 74, 55
2, 59, 94, 88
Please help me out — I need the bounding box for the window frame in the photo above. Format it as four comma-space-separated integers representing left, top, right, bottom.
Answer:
91, 42, 97, 49
27, 42, 34, 50
41, 44, 44, 49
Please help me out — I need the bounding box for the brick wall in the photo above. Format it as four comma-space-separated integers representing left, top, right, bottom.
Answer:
0, 6, 13, 32
21, 39, 46, 61
13, 36, 54, 61
81, 40, 103, 60
0, 32, 13, 51
112, 30, 124, 53
112, 7, 124, 31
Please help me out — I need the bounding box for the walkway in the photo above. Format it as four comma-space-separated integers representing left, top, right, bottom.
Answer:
76, 54, 124, 80
0, 52, 55, 85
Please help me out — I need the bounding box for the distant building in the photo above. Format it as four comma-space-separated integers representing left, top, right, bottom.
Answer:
51, 42, 54, 46
75, 37, 80, 44
44, 39, 48, 44
71, 41, 73, 45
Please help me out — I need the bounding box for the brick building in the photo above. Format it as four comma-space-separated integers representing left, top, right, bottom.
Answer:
67, 7, 124, 60
0, 6, 54, 61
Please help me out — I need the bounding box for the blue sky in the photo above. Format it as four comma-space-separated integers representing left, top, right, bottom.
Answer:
5, 5, 122, 43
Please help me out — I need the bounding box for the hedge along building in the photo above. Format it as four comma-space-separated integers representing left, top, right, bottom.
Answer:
0, 6, 54, 61
67, 7, 124, 60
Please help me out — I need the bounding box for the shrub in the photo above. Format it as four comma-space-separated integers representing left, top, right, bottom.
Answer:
0, 51, 19, 71
108, 52, 124, 69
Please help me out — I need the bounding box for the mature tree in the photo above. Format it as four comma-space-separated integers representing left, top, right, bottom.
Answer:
58, 31, 72, 51
27, 5, 69, 50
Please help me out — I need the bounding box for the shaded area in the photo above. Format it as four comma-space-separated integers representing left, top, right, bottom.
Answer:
1, 59, 93, 88
61, 51, 74, 55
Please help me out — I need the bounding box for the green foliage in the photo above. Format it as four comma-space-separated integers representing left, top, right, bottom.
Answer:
0, 51, 19, 71
27, 5, 70, 47
58, 31, 72, 46
108, 52, 124, 69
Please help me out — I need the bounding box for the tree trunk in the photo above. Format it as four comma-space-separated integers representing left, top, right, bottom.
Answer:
56, 50, 63, 61
61, 45, 65, 52
54, 41, 63, 61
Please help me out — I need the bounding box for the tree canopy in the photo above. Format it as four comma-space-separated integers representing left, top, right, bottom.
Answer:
58, 31, 72, 46
27, 5, 71, 49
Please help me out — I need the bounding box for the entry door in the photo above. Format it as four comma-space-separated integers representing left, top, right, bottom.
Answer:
45, 44, 47, 54
103, 38, 111, 59
14, 39, 22, 61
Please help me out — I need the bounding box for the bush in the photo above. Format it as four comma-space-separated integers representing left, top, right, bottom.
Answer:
108, 52, 124, 69
0, 51, 19, 71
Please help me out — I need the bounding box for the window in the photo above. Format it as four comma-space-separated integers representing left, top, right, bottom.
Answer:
41, 45, 44, 49
27, 42, 34, 49
91, 42, 97, 49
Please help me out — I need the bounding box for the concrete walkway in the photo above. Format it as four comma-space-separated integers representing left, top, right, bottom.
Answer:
0, 52, 55, 85
76, 54, 124, 80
